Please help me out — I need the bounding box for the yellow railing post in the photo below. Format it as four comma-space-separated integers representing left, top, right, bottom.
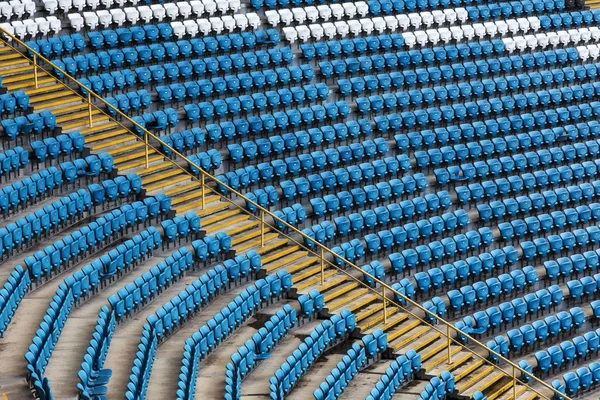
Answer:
320, 247, 325, 285
33, 54, 38, 89
87, 92, 93, 128
513, 365, 517, 400
201, 173, 205, 210
144, 130, 149, 168
260, 209, 265, 247
447, 324, 452, 365
382, 286, 387, 323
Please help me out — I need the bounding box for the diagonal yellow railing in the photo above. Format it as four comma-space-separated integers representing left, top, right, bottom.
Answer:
0, 28, 570, 400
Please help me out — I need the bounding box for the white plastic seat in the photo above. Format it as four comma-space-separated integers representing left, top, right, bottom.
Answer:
279, 9, 293, 25
216, 0, 228, 13
535, 33, 548, 48
589, 44, 599, 59
421, 11, 433, 27
578, 45, 589, 62
438, 27, 451, 43
514, 36, 527, 51
495, 20, 508, 35
557, 30, 570, 46
100, 0, 111, 8
23, 0, 36, 15
196, 18, 210, 35
222, 15, 235, 31
408, 13, 421, 29
305, 6, 318, 23
265, 10, 280, 26
517, 17, 530, 33
384, 15, 397, 31
0, 3, 12, 19
547, 32, 559, 46
450, 26, 463, 41
229, 0, 240, 12
348, 19, 361, 36
525, 34, 537, 49
83, 11, 98, 29
355, 1, 368, 17
68, 13, 84, 31
292, 7, 306, 24
150, 4, 165, 22
528, 16, 540, 31
415, 30, 427, 46
43, 0, 57, 14
426, 28, 439, 45
186, 19, 201, 35
502, 37, 516, 52
26, 19, 39, 36
190, 0, 204, 16
403, 31, 415, 48
372, 17, 385, 33
330, 4, 343, 19
176, 2, 191, 18
323, 22, 336, 39
71, 0, 84, 11
360, 18, 373, 35
507, 19, 519, 35
234, 14, 247, 30
296, 25, 310, 41
568, 29, 581, 45
484, 22, 497, 37
309, 23, 323, 40
473, 23, 485, 39
171, 21, 185, 38
11, 20, 25, 38
97, 10, 112, 27
317, 5, 331, 21
334, 20, 348, 37
590, 26, 600, 41
209, 16, 223, 33
580, 28, 591, 43
0, 23, 15, 37
203, 0, 216, 15
396, 14, 409, 30
432, 10, 444, 25
138, 6, 152, 23
164, 3, 179, 19
86, 0, 98, 10
46, 15, 61, 33
110, 9, 125, 26
247, 12, 260, 29
124, 7, 139, 24
283, 26, 297, 43
454, 7, 466, 23
11, 1, 24, 18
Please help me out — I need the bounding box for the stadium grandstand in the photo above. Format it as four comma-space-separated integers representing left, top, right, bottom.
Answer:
1, 0, 600, 398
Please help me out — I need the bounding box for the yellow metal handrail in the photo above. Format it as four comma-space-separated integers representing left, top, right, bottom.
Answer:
0, 28, 569, 400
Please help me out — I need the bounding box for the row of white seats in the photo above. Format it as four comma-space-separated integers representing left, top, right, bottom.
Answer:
503, 29, 600, 52
265, 2, 369, 26
170, 14, 258, 37
0, 17, 61, 39
43, 0, 239, 14
578, 44, 600, 61
0, 0, 36, 20
266, 4, 472, 28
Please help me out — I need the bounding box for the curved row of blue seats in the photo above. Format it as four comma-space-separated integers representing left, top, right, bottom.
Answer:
147, 270, 291, 400
272, 203, 306, 230
415, 373, 455, 400
0, 153, 112, 215
1, 110, 56, 140
298, 289, 326, 316
437, 146, 600, 188
97, 226, 162, 277
77, 306, 115, 399
523, 224, 600, 260
560, 360, 600, 397
499, 206, 599, 242
447, 268, 536, 314
27, 28, 281, 59
185, 96, 344, 125
416, 135, 600, 174
187, 149, 222, 175
567, 275, 600, 301
270, 311, 356, 399
230, 138, 387, 170
190, 232, 234, 262
455, 286, 565, 340
159, 213, 201, 243
545, 251, 600, 281
216, 119, 372, 152
30, 131, 85, 163
227, 122, 372, 163
534, 328, 600, 374
184, 85, 327, 121
105, 90, 152, 116
159, 127, 205, 156
314, 331, 387, 400
508, 308, 588, 356
366, 354, 437, 400
23, 195, 169, 281
58, 44, 293, 85
0, 90, 29, 115
225, 305, 298, 400
0, 265, 30, 336
0, 147, 28, 178
27, 226, 161, 398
